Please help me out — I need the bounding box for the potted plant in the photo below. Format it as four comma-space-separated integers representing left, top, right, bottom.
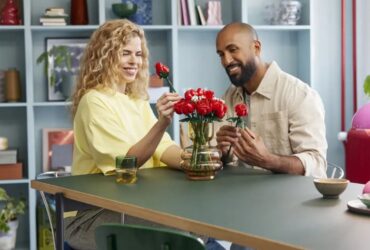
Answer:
36, 45, 78, 100
0, 187, 25, 250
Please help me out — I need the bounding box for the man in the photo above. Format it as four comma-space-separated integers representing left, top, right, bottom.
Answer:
215, 22, 327, 178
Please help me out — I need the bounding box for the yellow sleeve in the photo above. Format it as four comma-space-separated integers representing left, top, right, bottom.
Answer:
81, 94, 131, 175
144, 102, 176, 167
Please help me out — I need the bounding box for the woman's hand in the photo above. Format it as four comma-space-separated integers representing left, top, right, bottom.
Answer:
156, 92, 181, 126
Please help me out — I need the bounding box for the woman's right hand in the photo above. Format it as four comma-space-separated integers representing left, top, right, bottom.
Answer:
156, 92, 181, 126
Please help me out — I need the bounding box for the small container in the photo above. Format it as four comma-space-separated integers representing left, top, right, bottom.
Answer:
115, 155, 137, 184
5, 68, 21, 102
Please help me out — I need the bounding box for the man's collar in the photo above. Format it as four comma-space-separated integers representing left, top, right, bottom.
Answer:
234, 61, 280, 100
254, 61, 279, 99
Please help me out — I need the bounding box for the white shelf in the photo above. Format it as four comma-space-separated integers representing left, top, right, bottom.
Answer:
31, 25, 99, 31
0, 26, 25, 30
0, 179, 29, 185
33, 102, 71, 107
0, 103, 27, 107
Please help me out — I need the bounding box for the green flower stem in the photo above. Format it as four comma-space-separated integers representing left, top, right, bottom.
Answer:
165, 78, 176, 93
226, 118, 243, 161
190, 121, 212, 170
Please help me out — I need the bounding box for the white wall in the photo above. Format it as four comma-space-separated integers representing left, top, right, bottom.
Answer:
357, 0, 370, 108
312, 0, 344, 166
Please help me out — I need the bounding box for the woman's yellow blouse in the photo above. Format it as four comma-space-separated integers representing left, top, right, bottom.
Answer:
72, 89, 176, 175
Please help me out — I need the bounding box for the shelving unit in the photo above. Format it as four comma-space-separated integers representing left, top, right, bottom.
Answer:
0, 0, 312, 249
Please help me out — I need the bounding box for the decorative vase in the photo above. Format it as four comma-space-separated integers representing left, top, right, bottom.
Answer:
180, 122, 223, 180
4, 68, 21, 102
0, 0, 21, 25
70, 0, 89, 25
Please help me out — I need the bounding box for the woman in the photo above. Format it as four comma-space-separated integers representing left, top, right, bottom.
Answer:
65, 19, 182, 249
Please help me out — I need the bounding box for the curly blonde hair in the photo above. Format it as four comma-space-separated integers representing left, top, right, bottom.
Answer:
71, 19, 149, 117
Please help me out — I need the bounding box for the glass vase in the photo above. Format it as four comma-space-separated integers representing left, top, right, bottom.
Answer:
180, 122, 223, 180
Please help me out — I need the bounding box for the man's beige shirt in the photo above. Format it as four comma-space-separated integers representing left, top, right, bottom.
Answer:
221, 61, 327, 178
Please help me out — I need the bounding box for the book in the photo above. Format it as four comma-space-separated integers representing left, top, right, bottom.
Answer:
45, 8, 65, 15
177, 0, 182, 25
180, 0, 189, 25
42, 22, 67, 26
0, 149, 17, 164
196, 5, 206, 25
187, 0, 197, 25
40, 18, 67, 23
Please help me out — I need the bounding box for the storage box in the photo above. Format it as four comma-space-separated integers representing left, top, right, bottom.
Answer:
0, 162, 22, 180
0, 149, 17, 164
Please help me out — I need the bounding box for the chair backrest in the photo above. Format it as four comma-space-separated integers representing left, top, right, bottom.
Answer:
95, 223, 205, 250
327, 162, 345, 179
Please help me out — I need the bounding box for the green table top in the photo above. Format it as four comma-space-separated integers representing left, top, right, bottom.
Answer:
32, 167, 370, 250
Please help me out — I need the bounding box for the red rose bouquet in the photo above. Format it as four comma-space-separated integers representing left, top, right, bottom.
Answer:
174, 88, 227, 179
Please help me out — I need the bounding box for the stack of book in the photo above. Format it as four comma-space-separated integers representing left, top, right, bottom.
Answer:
40, 7, 68, 26
178, 0, 207, 26
0, 149, 22, 180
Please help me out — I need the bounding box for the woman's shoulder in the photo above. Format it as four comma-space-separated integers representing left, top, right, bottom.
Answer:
81, 89, 114, 103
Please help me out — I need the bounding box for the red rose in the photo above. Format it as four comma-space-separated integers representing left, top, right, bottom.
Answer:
184, 89, 196, 101
196, 99, 211, 116
155, 62, 169, 79
203, 90, 214, 100
174, 99, 185, 114
235, 103, 248, 117
196, 88, 204, 96
182, 101, 195, 115
210, 100, 226, 118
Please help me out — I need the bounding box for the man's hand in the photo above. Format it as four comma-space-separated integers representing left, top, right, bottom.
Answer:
233, 127, 272, 168
156, 92, 181, 126
216, 125, 240, 157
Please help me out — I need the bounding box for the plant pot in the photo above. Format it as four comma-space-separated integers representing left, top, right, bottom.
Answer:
61, 74, 76, 101
0, 220, 19, 250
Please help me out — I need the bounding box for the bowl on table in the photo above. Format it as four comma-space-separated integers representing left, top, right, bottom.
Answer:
112, 1, 137, 19
314, 178, 349, 199
358, 193, 370, 208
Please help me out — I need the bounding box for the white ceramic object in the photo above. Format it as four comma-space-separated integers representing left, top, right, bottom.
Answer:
0, 220, 19, 250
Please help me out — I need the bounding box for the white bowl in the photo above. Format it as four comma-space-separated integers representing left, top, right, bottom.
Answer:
314, 178, 349, 199
358, 193, 370, 208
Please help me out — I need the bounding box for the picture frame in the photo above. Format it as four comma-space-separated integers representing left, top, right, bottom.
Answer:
42, 128, 74, 172
45, 38, 88, 101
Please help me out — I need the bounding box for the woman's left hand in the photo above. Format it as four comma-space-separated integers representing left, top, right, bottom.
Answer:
156, 92, 181, 126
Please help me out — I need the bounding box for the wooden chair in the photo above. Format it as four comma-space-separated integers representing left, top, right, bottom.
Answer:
95, 223, 205, 250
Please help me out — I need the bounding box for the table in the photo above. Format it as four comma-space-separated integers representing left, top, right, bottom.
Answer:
31, 167, 370, 250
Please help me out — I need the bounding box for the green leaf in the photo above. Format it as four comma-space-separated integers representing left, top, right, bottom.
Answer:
226, 117, 239, 123
364, 75, 370, 98
179, 117, 191, 122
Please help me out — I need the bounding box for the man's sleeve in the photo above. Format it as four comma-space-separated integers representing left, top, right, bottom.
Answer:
289, 90, 328, 178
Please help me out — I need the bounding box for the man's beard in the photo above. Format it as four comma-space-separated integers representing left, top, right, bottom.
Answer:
226, 60, 257, 87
